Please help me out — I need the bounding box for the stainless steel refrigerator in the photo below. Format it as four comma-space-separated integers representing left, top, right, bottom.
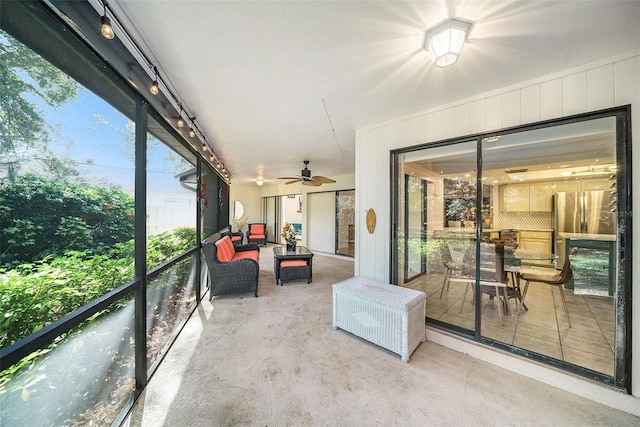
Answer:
554, 191, 616, 296
554, 191, 615, 236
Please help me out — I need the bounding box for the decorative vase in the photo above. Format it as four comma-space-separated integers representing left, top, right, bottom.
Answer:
286, 242, 296, 251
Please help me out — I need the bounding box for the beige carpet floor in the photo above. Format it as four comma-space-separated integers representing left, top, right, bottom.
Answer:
122, 245, 638, 426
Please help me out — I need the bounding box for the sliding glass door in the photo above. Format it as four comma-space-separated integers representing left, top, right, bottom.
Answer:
263, 196, 279, 244
336, 190, 355, 257
395, 140, 478, 331
391, 107, 631, 391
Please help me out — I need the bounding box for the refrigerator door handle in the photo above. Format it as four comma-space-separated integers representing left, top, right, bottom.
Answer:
580, 192, 587, 234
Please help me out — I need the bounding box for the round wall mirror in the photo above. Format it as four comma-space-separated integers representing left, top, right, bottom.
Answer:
234, 200, 245, 220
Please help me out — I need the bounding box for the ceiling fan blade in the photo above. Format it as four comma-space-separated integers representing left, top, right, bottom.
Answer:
312, 176, 336, 184
277, 176, 300, 180
285, 180, 300, 185
302, 179, 322, 186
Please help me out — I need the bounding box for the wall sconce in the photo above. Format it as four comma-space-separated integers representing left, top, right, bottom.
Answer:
256, 179, 264, 186
366, 209, 376, 234
424, 18, 472, 68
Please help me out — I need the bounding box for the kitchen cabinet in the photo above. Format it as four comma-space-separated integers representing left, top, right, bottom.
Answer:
529, 183, 553, 212
565, 237, 616, 296
553, 177, 611, 193
519, 230, 553, 265
500, 184, 529, 212
500, 178, 611, 212
552, 179, 580, 193
500, 183, 551, 212
581, 178, 611, 191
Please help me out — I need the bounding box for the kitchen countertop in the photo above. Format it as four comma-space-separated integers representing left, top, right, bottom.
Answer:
559, 232, 616, 241
437, 228, 555, 233
482, 228, 554, 232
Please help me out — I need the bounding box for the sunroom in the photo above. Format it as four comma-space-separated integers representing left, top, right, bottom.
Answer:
1, 1, 639, 425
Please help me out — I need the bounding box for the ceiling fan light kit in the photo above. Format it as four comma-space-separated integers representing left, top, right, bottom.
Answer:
277, 160, 336, 186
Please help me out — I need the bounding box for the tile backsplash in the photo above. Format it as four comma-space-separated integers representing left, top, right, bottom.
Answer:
496, 212, 553, 230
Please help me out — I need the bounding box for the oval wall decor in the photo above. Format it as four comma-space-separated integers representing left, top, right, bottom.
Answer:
366, 209, 376, 234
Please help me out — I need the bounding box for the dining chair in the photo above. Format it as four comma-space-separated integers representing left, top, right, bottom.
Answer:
438, 242, 463, 298
451, 244, 514, 326
518, 247, 579, 327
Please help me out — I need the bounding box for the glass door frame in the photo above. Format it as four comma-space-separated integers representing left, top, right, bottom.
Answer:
262, 196, 280, 244
404, 174, 428, 282
335, 190, 356, 257
390, 106, 632, 392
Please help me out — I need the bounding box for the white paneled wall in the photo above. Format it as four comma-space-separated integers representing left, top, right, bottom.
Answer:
307, 192, 335, 253
355, 51, 640, 399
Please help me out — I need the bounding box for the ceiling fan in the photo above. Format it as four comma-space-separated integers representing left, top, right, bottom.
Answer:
277, 160, 336, 186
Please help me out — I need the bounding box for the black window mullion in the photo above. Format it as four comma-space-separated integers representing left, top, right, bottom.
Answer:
134, 100, 148, 390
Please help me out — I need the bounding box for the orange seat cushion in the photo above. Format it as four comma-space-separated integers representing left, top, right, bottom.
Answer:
280, 259, 307, 267
248, 234, 265, 239
233, 251, 259, 262
231, 235, 242, 241
250, 224, 265, 235
215, 236, 235, 262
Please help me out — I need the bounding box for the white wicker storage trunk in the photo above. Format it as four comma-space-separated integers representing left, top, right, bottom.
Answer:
332, 277, 426, 362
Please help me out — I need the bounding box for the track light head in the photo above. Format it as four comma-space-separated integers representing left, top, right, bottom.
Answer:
189, 128, 196, 138
176, 117, 184, 127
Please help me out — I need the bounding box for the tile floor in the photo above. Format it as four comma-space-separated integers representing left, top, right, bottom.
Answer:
406, 272, 615, 376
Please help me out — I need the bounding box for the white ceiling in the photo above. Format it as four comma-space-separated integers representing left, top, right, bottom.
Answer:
109, 0, 640, 185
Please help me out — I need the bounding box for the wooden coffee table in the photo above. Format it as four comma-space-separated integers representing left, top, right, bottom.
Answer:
273, 246, 314, 286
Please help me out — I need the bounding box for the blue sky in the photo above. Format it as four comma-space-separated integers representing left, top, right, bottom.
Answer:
37, 85, 191, 195
4, 26, 193, 199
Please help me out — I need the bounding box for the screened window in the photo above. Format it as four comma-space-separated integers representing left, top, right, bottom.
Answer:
0, 29, 135, 342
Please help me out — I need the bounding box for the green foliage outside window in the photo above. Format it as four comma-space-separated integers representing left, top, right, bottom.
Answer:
0, 174, 135, 268
0, 226, 196, 350
0, 30, 80, 181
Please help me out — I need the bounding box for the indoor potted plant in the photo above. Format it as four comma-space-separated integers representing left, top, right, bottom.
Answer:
231, 216, 248, 233
445, 199, 467, 227
281, 222, 297, 251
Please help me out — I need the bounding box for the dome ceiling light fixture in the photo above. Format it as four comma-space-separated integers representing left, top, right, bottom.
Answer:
424, 18, 472, 68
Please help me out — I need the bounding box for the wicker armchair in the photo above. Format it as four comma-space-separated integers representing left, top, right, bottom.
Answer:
202, 233, 260, 298
224, 229, 244, 246
246, 223, 268, 247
